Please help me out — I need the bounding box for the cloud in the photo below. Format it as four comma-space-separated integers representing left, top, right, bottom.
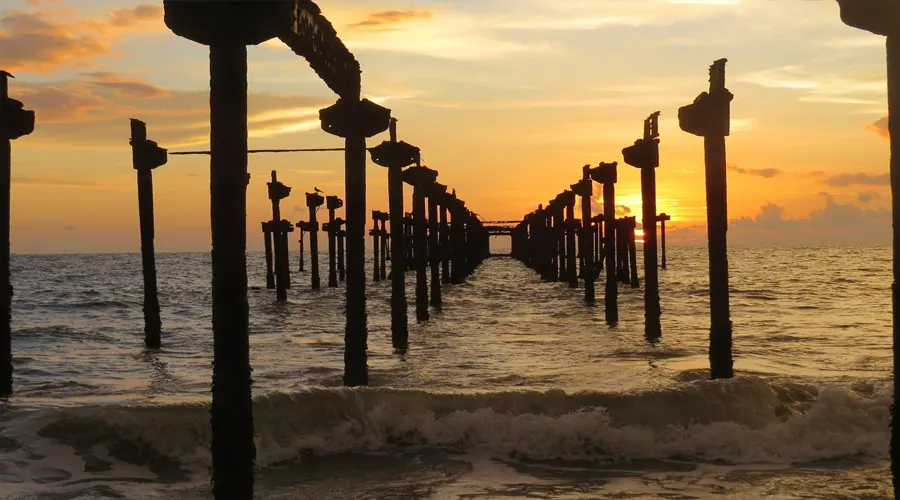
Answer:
106, 5, 162, 28
17, 85, 108, 123
824, 172, 890, 186
12, 76, 332, 148
739, 65, 885, 107
867, 115, 889, 139
83, 72, 168, 100
857, 191, 881, 203
0, 5, 162, 73
349, 10, 433, 31
728, 195, 890, 245
615, 205, 632, 216
11, 175, 131, 190
25, 0, 64, 6
728, 165, 780, 178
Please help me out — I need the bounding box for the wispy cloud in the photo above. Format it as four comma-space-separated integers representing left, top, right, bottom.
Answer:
740, 65, 885, 107
866, 115, 889, 138
0, 5, 163, 72
728, 165, 780, 178
348, 10, 432, 31
824, 172, 890, 186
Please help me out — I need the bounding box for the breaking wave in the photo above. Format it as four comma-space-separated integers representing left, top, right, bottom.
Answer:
1, 375, 888, 472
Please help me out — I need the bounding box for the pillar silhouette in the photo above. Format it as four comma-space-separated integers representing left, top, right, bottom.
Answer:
306, 192, 324, 290
591, 163, 618, 325
371, 211, 381, 282
574, 167, 595, 302
623, 112, 662, 339
658, 213, 671, 269
564, 191, 578, 288
835, 3, 900, 493
325, 195, 342, 288
130, 119, 165, 349
337, 226, 345, 282
679, 59, 734, 379
370, 118, 419, 352
428, 184, 447, 308
262, 221, 275, 289
320, 97, 391, 387
403, 166, 438, 322
267, 171, 292, 301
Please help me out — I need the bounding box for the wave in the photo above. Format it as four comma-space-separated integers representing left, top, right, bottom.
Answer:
2, 376, 889, 472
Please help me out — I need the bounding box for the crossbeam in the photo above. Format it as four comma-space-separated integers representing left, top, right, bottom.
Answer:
170, 147, 349, 156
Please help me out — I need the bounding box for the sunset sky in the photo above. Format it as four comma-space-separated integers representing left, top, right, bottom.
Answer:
0, 0, 894, 253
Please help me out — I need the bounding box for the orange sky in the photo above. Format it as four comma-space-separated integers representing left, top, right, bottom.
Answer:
0, 0, 893, 252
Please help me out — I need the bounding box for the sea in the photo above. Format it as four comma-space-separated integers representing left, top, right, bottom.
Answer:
0, 244, 892, 499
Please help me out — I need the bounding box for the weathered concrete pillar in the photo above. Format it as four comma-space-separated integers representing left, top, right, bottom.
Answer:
428, 184, 447, 308
130, 119, 165, 349
554, 204, 565, 281
320, 98, 392, 387
573, 168, 595, 302
564, 191, 578, 288
337, 226, 345, 281
371, 211, 380, 282
616, 219, 629, 284
295, 221, 310, 273
403, 166, 438, 322
379, 216, 388, 280
627, 217, 640, 288
679, 58, 734, 380
590, 162, 618, 325
449, 195, 466, 284
370, 118, 419, 352
268, 171, 292, 301
440, 204, 450, 284
658, 213, 671, 269
0, 72, 32, 397
623, 112, 662, 338
837, 4, 900, 492
325, 195, 342, 288
306, 192, 324, 290
262, 221, 275, 289
835, 3, 900, 492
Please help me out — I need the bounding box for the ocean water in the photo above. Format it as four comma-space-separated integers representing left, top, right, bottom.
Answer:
0, 244, 893, 499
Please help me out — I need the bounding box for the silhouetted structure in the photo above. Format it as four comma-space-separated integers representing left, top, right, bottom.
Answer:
440, 203, 451, 284
325, 195, 343, 288
262, 221, 276, 288
370, 118, 419, 351
163, 0, 286, 494
404, 165, 438, 322
0, 72, 33, 397
834, 3, 899, 493
296, 220, 315, 273
626, 217, 639, 288
574, 166, 595, 302
129, 119, 166, 349
658, 213, 671, 269
336, 222, 345, 281
623, 112, 662, 339
563, 191, 578, 288
679, 58, 734, 380
306, 191, 324, 290
267, 171, 292, 302
371, 211, 383, 282
428, 183, 448, 308
592, 163, 619, 325
449, 192, 467, 284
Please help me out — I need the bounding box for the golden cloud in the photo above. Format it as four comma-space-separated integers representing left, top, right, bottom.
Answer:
349, 10, 433, 32
866, 115, 889, 139
0, 5, 163, 73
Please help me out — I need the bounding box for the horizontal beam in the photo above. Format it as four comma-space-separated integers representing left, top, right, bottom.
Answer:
170, 147, 350, 156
